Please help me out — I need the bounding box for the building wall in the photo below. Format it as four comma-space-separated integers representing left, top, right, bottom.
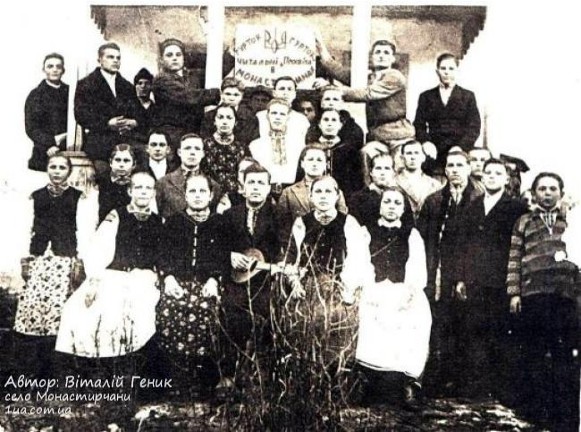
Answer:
100, 6, 482, 134
370, 15, 470, 142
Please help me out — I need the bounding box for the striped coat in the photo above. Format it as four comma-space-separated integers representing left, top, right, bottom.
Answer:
506, 208, 577, 298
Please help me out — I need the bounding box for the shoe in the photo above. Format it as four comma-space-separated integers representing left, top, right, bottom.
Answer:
401, 381, 422, 412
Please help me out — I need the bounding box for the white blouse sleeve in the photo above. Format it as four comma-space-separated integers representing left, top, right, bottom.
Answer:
341, 215, 375, 291
289, 216, 306, 266
76, 188, 99, 261
403, 228, 427, 292
22, 194, 35, 256
562, 204, 581, 266
83, 209, 119, 276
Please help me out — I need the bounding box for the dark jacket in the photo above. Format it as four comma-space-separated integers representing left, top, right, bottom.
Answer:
136, 158, 179, 181
152, 69, 220, 132
460, 193, 528, 290
417, 181, 482, 298
413, 85, 481, 173
74, 68, 141, 161
223, 200, 280, 264
25, 80, 69, 171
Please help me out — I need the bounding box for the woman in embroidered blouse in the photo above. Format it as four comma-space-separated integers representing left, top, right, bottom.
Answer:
202, 104, 250, 196
156, 174, 229, 395
284, 175, 374, 379
356, 186, 432, 406
56, 172, 162, 359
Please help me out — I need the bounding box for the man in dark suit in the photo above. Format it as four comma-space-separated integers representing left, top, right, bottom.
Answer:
221, 163, 280, 378
74, 42, 142, 175
414, 53, 481, 176
417, 149, 482, 396
457, 158, 527, 398
25, 53, 69, 172
137, 130, 178, 181
156, 133, 221, 220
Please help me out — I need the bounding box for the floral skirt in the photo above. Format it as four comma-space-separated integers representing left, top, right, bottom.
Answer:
55, 269, 159, 358
14, 255, 73, 336
156, 280, 219, 359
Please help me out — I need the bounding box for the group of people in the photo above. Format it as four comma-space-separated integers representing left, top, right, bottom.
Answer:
17, 34, 579, 431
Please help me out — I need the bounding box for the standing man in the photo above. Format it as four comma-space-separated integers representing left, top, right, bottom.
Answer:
455, 158, 527, 398
468, 147, 492, 193
152, 38, 220, 153
249, 99, 306, 198
414, 53, 481, 176
131, 67, 156, 154
507, 173, 579, 431
156, 133, 220, 220
316, 37, 414, 146
256, 76, 310, 141
74, 43, 141, 175
417, 149, 482, 396
138, 130, 178, 181
25, 53, 69, 172
396, 140, 444, 218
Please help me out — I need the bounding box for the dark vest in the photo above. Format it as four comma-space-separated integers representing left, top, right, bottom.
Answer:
367, 223, 411, 283
30, 187, 81, 257
97, 177, 131, 223
108, 207, 162, 271
301, 212, 348, 273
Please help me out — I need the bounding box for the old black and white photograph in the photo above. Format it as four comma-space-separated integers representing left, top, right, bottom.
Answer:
0, 0, 579, 430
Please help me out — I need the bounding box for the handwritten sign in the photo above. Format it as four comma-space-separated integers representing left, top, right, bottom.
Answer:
233, 24, 316, 89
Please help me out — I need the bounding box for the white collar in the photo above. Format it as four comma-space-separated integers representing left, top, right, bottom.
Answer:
378, 218, 402, 229
100, 69, 117, 79
439, 83, 455, 92
484, 189, 503, 201
45, 80, 62, 89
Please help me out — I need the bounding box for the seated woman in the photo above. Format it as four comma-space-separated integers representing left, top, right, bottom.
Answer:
216, 157, 256, 214
14, 154, 88, 378
56, 172, 162, 359
349, 153, 396, 226
356, 186, 432, 407
277, 144, 348, 248
314, 109, 364, 197
96, 143, 137, 223
202, 104, 250, 196
156, 174, 229, 397
283, 176, 374, 397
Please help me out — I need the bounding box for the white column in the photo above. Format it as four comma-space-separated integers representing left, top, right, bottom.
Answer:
351, 1, 372, 87
205, 3, 226, 88
66, 3, 105, 151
